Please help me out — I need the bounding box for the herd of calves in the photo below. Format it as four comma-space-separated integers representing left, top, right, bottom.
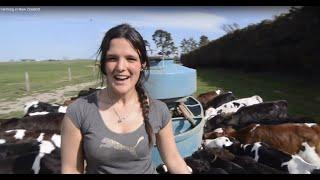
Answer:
0, 88, 319, 174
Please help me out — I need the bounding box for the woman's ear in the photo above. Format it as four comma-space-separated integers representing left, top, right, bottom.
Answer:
141, 62, 147, 71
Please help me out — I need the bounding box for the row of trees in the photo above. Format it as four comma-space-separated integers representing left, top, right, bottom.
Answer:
180, 6, 320, 76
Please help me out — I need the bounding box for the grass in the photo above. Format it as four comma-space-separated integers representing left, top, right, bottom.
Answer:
0, 60, 100, 101
196, 67, 320, 122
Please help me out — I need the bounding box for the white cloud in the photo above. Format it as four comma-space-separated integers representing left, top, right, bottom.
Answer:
126, 11, 227, 33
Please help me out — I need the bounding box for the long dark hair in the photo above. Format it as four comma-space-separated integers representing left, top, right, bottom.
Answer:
96, 23, 153, 147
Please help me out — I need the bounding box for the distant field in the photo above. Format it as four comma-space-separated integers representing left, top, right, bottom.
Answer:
196, 67, 320, 122
1, 61, 319, 122
0, 60, 100, 102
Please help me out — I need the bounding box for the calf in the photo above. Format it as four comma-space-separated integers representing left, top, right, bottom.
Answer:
0, 129, 60, 146
189, 147, 248, 174
77, 87, 100, 97
215, 95, 263, 117
0, 140, 40, 159
226, 100, 288, 129
24, 101, 67, 117
206, 123, 320, 167
204, 107, 218, 122
63, 87, 104, 106
240, 142, 319, 174
0, 113, 64, 133
184, 157, 228, 174
0, 118, 19, 126
0, 140, 60, 174
202, 137, 287, 174
202, 136, 233, 149
204, 114, 228, 133
38, 147, 61, 174
197, 90, 222, 109
206, 92, 236, 109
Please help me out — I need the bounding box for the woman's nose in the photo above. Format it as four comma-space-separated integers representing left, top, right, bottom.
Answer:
115, 58, 126, 71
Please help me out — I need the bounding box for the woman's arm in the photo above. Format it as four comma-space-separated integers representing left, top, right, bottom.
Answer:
156, 120, 192, 174
61, 116, 84, 174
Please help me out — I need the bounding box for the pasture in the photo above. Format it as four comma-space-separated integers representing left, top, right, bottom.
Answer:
0, 60, 100, 118
196, 68, 320, 122
0, 60, 319, 122
0, 60, 100, 101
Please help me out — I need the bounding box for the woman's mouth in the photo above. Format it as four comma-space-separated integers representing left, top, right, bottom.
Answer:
113, 75, 130, 81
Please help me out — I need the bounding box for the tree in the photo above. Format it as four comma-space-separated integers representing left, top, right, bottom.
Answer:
144, 40, 153, 55
152, 29, 178, 57
221, 23, 240, 34
199, 35, 210, 47
180, 38, 198, 54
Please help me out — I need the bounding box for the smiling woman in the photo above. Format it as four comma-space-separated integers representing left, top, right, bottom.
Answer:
60, 23, 192, 174
104, 38, 143, 95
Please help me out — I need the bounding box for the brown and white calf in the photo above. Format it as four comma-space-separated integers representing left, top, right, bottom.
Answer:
197, 90, 222, 110
202, 137, 319, 174
205, 123, 320, 167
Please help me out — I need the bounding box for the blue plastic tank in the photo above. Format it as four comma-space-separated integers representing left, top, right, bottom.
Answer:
143, 58, 205, 167
143, 58, 196, 100
150, 96, 205, 167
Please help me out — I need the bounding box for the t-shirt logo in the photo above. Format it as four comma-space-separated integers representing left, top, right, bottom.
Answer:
99, 136, 144, 157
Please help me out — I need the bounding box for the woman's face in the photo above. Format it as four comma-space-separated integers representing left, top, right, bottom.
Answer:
105, 38, 144, 95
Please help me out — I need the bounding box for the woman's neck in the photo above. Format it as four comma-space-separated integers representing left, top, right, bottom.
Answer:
105, 87, 139, 107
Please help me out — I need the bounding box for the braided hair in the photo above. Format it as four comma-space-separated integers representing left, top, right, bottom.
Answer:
96, 23, 153, 147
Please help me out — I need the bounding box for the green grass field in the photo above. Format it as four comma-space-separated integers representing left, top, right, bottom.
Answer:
196, 67, 320, 122
0, 60, 100, 102
0, 60, 319, 122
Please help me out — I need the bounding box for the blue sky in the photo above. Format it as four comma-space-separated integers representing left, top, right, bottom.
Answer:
0, 6, 292, 61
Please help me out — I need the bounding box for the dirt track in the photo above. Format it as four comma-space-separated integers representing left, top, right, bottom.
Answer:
0, 82, 98, 115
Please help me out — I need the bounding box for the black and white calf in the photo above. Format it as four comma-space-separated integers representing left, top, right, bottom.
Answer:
215, 95, 263, 117
206, 92, 236, 109
226, 100, 288, 129
204, 95, 263, 121
205, 100, 290, 130
0, 139, 61, 174
24, 101, 67, 117
0, 113, 64, 134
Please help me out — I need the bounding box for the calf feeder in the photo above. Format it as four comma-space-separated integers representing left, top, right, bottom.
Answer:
143, 57, 205, 167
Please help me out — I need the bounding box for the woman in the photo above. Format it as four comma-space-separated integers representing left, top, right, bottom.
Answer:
61, 23, 191, 174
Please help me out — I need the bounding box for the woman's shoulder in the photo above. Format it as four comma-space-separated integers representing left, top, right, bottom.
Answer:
149, 98, 169, 112
149, 98, 165, 107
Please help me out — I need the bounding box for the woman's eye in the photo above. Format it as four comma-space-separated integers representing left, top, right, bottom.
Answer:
107, 57, 117, 61
127, 57, 137, 62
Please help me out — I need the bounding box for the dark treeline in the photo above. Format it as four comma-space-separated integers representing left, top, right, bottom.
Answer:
181, 6, 320, 76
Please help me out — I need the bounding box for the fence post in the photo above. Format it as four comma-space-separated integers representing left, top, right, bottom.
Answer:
25, 71, 30, 92
68, 66, 72, 81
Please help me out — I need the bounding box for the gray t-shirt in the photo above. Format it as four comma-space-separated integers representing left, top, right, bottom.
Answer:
65, 91, 171, 174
